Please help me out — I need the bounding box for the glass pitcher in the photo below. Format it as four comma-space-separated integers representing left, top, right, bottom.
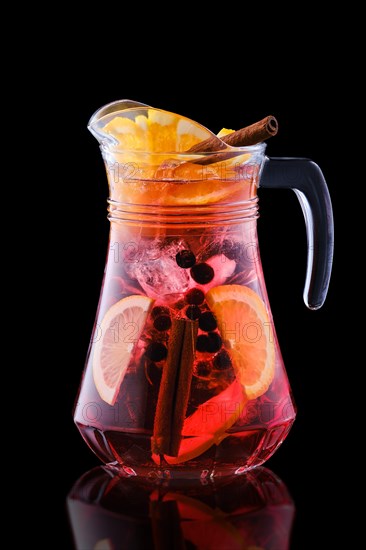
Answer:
74, 100, 334, 477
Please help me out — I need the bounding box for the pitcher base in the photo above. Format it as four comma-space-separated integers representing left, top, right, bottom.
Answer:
77, 420, 295, 479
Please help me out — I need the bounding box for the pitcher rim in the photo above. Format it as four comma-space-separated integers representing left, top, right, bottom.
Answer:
97, 142, 267, 156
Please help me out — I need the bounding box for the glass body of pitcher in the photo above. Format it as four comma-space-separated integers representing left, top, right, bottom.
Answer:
74, 102, 333, 477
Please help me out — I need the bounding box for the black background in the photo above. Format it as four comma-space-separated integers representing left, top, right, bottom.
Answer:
43, 30, 345, 548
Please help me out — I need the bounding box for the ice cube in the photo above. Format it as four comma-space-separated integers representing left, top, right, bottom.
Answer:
126, 239, 190, 299
202, 254, 236, 289
198, 230, 228, 261
154, 159, 182, 179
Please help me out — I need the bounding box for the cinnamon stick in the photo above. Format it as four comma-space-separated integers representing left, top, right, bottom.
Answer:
152, 317, 198, 457
185, 115, 277, 166
155, 115, 278, 176
188, 115, 278, 153
169, 318, 198, 454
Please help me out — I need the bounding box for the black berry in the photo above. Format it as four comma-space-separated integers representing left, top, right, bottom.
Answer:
145, 342, 168, 362
199, 311, 217, 332
190, 263, 214, 285
195, 361, 213, 377
176, 250, 196, 268
151, 306, 170, 319
222, 239, 242, 261
207, 332, 222, 352
196, 335, 211, 352
196, 332, 222, 353
196, 335, 208, 352
185, 288, 205, 305
153, 315, 172, 331
186, 305, 201, 320
213, 349, 232, 370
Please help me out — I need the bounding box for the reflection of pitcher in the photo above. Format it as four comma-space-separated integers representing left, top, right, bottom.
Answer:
74, 100, 334, 476
67, 466, 295, 549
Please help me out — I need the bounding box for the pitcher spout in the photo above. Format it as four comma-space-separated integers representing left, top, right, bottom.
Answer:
88, 99, 149, 145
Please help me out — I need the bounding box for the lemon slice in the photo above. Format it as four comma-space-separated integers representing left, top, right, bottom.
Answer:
93, 295, 154, 405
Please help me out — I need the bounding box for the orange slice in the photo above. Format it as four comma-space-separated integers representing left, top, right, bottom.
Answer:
155, 435, 217, 466
182, 380, 246, 437
92, 295, 154, 405
102, 109, 257, 206
217, 127, 235, 138
158, 177, 246, 206
102, 109, 211, 153
206, 285, 275, 399
113, 175, 249, 206
151, 381, 246, 465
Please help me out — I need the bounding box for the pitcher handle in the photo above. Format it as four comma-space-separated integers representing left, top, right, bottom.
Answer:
259, 157, 334, 310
